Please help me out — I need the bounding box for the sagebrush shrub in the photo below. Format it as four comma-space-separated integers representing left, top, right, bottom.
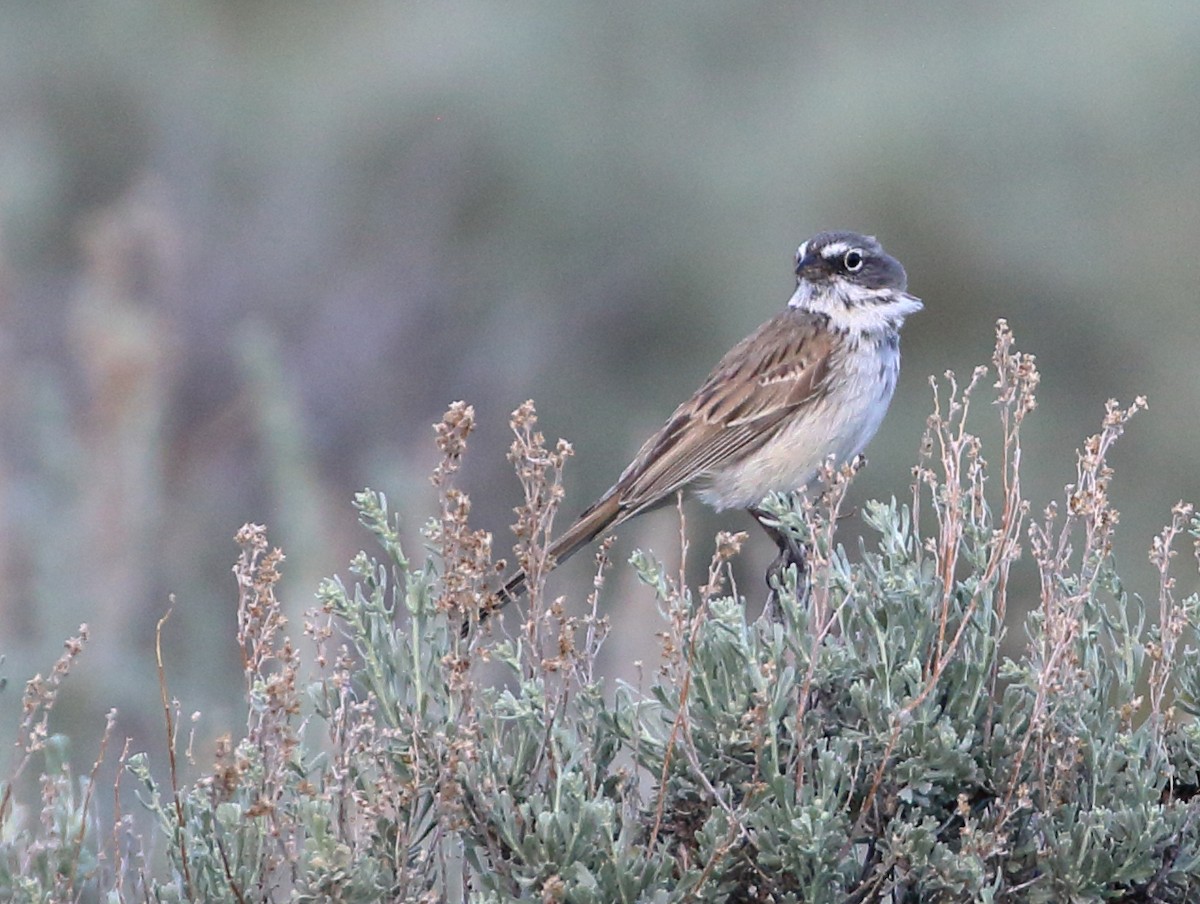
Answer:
1, 321, 1198, 903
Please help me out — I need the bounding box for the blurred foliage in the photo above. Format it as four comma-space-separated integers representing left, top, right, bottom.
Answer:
1, 327, 1199, 901
0, 1, 1198, 781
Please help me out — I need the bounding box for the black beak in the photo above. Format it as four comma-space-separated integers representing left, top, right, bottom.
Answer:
794, 252, 822, 279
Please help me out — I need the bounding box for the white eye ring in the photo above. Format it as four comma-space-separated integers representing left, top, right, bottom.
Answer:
843, 248, 864, 272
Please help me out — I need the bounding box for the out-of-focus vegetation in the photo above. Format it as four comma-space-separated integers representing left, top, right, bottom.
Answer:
0, 2, 1197, 780
2, 327, 1198, 901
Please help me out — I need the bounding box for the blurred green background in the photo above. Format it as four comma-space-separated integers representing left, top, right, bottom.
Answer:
1, 1, 1198, 761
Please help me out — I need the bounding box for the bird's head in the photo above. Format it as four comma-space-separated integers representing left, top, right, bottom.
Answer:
788, 231, 923, 329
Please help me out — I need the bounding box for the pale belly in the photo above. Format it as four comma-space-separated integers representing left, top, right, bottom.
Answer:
696, 346, 898, 511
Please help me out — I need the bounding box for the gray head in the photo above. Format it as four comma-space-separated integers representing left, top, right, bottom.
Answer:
788, 231, 922, 328
794, 231, 907, 293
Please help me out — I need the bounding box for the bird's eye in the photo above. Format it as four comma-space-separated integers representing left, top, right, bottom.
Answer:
843, 249, 864, 272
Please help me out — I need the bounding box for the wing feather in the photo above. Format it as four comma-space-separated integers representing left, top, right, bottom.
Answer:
612, 309, 835, 512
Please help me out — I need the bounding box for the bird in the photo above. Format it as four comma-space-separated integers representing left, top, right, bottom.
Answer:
491, 230, 922, 613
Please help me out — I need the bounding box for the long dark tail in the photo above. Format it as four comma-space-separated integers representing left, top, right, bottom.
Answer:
491, 493, 624, 613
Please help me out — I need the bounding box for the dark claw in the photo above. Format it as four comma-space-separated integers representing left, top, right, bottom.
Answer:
749, 505, 809, 619
766, 542, 807, 590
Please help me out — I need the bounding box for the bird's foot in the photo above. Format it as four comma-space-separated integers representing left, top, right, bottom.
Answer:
764, 539, 809, 621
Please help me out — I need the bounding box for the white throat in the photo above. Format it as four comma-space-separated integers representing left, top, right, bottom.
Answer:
788, 279, 923, 333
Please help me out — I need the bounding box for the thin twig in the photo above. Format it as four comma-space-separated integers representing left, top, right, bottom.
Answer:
156, 604, 192, 898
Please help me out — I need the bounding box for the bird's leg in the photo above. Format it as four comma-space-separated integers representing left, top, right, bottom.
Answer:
748, 506, 809, 617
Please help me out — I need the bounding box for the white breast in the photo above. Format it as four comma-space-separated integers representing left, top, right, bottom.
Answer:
697, 336, 900, 511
